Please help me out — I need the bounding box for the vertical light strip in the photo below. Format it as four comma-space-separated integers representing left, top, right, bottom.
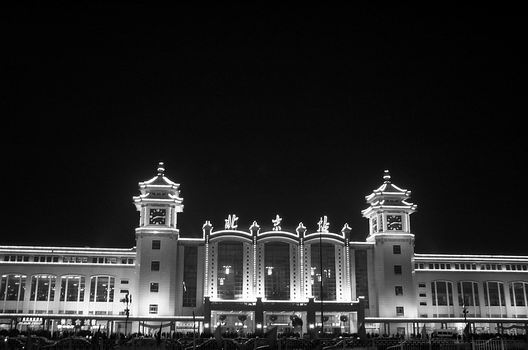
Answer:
253, 236, 257, 294
299, 238, 304, 299
204, 238, 209, 297
345, 239, 350, 300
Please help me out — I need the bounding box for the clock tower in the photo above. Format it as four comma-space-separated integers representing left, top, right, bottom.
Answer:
361, 170, 418, 318
133, 162, 183, 316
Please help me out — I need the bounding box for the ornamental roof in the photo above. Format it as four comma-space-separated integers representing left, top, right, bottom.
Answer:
139, 162, 180, 188
362, 170, 417, 216
133, 162, 183, 207
364, 170, 411, 203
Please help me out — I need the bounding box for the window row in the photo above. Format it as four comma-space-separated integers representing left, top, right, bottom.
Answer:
415, 262, 528, 271
427, 281, 528, 307
2, 255, 134, 265
0, 274, 120, 303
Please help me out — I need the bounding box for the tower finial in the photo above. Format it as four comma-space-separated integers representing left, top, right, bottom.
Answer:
383, 169, 391, 183
157, 162, 165, 175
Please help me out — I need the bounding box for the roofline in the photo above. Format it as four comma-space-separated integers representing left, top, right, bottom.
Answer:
415, 253, 528, 261
0, 245, 136, 254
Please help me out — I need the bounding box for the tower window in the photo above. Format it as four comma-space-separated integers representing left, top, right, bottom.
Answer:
395, 286, 403, 295
151, 261, 160, 271
394, 265, 402, 275
393, 245, 401, 254
150, 282, 159, 292
152, 240, 161, 250
149, 304, 158, 314
396, 306, 404, 316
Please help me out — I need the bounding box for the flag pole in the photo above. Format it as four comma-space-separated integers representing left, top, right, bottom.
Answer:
319, 229, 324, 336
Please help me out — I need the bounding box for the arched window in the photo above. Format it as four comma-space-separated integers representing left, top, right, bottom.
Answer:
217, 241, 243, 300
509, 282, 528, 307
264, 241, 290, 300
457, 281, 480, 306
483, 281, 505, 307
89, 276, 115, 302
60, 276, 86, 302
311, 243, 336, 301
0, 274, 27, 302
30, 275, 56, 302
431, 281, 453, 306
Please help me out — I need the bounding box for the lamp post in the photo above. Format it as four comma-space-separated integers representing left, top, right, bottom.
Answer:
121, 292, 132, 338
462, 305, 469, 340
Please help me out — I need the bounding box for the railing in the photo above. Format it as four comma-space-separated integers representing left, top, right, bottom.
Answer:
1, 335, 527, 350
472, 338, 527, 350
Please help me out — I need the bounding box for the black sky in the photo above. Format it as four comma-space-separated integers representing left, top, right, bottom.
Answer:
2, 7, 526, 254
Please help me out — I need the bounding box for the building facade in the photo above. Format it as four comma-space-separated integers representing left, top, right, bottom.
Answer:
1, 164, 527, 336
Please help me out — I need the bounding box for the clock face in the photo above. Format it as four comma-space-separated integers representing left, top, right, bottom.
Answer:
386, 215, 403, 230
149, 208, 166, 225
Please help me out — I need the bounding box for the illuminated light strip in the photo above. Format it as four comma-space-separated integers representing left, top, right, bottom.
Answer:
348, 242, 375, 246
204, 229, 210, 297
415, 253, 528, 259
299, 238, 304, 299
209, 235, 253, 243
304, 231, 345, 239
303, 237, 346, 245
366, 233, 415, 239
135, 226, 179, 232
258, 230, 299, 239
133, 198, 183, 203
253, 236, 257, 292
210, 229, 252, 237
0, 246, 134, 252
257, 236, 299, 245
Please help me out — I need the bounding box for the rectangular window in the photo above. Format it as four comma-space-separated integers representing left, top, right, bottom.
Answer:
152, 240, 161, 250
419, 302, 427, 306
418, 283, 426, 288
393, 245, 401, 254
355, 249, 369, 308
396, 306, 404, 316
150, 282, 159, 293
395, 286, 403, 296
149, 304, 158, 314
121, 279, 129, 284
183, 246, 198, 307
151, 261, 160, 271
419, 293, 426, 297
394, 265, 402, 275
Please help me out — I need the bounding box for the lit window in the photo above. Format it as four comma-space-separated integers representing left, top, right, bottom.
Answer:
395, 286, 403, 296
149, 304, 158, 314
150, 282, 159, 293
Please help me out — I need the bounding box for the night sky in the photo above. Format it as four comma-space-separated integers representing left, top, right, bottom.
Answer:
3, 8, 526, 255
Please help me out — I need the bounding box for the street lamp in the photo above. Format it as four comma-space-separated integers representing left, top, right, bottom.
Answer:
121, 292, 132, 337
462, 305, 470, 340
